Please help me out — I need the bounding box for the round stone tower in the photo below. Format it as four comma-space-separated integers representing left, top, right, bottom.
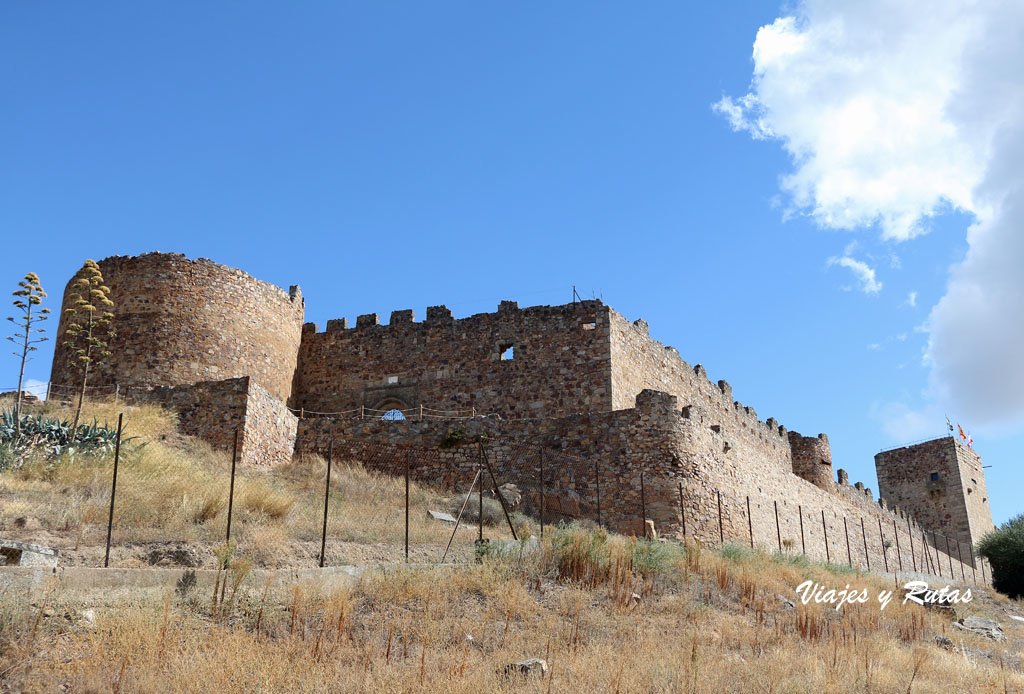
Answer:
49, 252, 304, 403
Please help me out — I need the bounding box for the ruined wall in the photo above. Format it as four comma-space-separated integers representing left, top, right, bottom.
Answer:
50, 253, 305, 403
607, 308, 795, 476
875, 438, 995, 547
292, 300, 612, 418
788, 432, 834, 491
295, 389, 987, 583
124, 377, 297, 467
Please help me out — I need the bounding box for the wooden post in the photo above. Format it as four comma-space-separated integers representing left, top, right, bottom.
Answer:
419, 404, 423, 421
774, 500, 781, 553
822, 510, 830, 564
360, 405, 364, 419
103, 413, 123, 568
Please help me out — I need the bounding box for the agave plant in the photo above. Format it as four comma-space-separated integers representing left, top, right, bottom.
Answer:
0, 407, 134, 469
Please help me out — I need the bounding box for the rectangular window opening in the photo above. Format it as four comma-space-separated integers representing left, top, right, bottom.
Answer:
500, 344, 515, 360
582, 322, 596, 331
930, 472, 940, 481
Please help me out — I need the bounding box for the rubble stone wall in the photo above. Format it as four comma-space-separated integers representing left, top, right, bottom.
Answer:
50, 253, 305, 404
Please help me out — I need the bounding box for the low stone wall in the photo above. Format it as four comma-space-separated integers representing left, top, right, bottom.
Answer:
124, 377, 296, 467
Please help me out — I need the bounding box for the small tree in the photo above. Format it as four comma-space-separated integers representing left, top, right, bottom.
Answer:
6, 272, 50, 435
62, 260, 115, 436
976, 514, 1024, 599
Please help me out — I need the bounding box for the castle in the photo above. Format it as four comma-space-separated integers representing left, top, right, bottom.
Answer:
49, 252, 995, 574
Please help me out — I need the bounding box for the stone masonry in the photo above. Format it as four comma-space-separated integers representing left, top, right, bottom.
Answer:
46, 252, 994, 581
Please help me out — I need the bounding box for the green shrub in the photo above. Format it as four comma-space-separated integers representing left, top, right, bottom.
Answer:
720, 543, 752, 561
0, 407, 130, 470
976, 514, 1024, 599
449, 493, 505, 527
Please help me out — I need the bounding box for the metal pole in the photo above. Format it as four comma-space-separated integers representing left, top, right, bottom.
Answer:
956, 539, 966, 582
922, 531, 933, 575
679, 483, 687, 538
480, 445, 518, 541
969, 542, 977, 584
640, 470, 647, 535
892, 519, 902, 571
861, 518, 870, 571
594, 456, 601, 528
717, 491, 724, 546
933, 532, 943, 577
879, 517, 888, 572
225, 426, 238, 544
539, 448, 545, 538
798, 505, 805, 555
843, 516, 852, 567
822, 510, 830, 564
907, 519, 916, 572
319, 440, 333, 568
103, 413, 123, 568
404, 449, 410, 561
943, 534, 954, 578
774, 500, 781, 553
440, 470, 481, 564
746, 496, 753, 549
477, 447, 483, 544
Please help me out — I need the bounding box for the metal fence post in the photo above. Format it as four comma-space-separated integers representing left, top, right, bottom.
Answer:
717, 491, 724, 546
640, 470, 647, 535
319, 440, 333, 568
477, 446, 484, 544
861, 518, 870, 571
404, 448, 410, 562
225, 426, 239, 544
843, 516, 852, 566
822, 510, 830, 564
907, 519, 916, 572
969, 542, 977, 584
103, 413, 123, 568
539, 448, 545, 538
679, 483, 687, 538
774, 500, 781, 553
593, 455, 601, 529
746, 496, 753, 549
955, 539, 966, 582
798, 505, 805, 555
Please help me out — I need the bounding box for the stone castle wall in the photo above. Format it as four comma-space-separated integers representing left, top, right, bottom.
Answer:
876, 438, 995, 547
123, 377, 297, 467
292, 300, 611, 418
50, 253, 305, 404
296, 390, 986, 581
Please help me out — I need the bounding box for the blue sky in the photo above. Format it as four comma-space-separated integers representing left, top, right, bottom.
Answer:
2, 2, 1019, 525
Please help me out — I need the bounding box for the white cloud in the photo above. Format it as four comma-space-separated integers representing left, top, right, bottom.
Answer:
720, 0, 1024, 430
871, 401, 945, 443
826, 249, 882, 294
905, 291, 917, 308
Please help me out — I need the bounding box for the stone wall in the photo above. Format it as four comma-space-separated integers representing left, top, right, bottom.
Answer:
50, 253, 305, 404
292, 300, 611, 418
293, 389, 988, 583
875, 438, 995, 547
124, 377, 296, 467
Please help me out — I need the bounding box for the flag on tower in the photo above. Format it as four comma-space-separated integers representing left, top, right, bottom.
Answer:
958, 424, 967, 441
967, 432, 973, 448
946, 417, 954, 434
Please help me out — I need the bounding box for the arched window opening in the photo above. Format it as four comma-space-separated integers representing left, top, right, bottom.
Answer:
381, 408, 406, 420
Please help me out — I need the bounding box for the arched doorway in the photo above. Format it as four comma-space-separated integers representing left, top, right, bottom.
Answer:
374, 398, 409, 420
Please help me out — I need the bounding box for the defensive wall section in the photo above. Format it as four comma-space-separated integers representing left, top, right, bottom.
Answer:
45, 252, 993, 581
296, 390, 984, 578
50, 253, 305, 404
876, 438, 994, 547
292, 300, 612, 418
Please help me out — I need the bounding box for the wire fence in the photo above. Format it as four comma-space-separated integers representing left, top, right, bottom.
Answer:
0, 404, 995, 585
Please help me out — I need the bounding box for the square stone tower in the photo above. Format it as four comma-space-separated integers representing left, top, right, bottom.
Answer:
875, 436, 995, 548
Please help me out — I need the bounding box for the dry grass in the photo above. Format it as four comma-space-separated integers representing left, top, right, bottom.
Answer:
0, 398, 509, 567
1, 533, 1022, 693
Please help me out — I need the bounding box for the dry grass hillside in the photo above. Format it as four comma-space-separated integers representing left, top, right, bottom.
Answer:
1, 396, 1022, 693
